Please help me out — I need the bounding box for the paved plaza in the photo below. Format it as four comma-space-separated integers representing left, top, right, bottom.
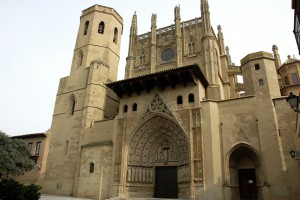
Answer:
40, 194, 94, 200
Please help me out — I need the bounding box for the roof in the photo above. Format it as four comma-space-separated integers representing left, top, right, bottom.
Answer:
11, 133, 47, 139
106, 64, 209, 98
282, 55, 300, 66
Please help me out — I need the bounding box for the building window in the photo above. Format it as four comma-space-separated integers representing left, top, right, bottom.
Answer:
83, 21, 89, 35
161, 48, 175, 62
123, 105, 128, 113
132, 103, 137, 111
258, 79, 264, 86
291, 73, 299, 84
68, 95, 76, 115
113, 27, 118, 44
255, 64, 260, 70
28, 143, 33, 154
98, 21, 105, 34
284, 76, 289, 86
177, 95, 183, 105
188, 93, 195, 103
90, 162, 94, 173
35, 142, 41, 156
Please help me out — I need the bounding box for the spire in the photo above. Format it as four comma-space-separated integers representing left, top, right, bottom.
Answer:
150, 13, 157, 73
201, 0, 212, 36
125, 12, 138, 78
217, 25, 225, 55
174, 5, 182, 67
272, 44, 281, 69
226, 46, 232, 65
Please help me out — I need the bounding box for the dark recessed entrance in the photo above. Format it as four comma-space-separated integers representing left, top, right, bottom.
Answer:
154, 166, 178, 198
238, 168, 257, 200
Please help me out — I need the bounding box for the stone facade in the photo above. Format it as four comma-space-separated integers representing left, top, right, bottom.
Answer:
16, 1, 300, 200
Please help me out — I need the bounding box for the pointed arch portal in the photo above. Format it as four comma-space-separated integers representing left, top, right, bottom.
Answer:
228, 145, 261, 200
127, 115, 189, 198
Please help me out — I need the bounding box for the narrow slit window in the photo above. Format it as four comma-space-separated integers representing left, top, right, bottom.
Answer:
71, 99, 76, 115
89, 163, 94, 173
98, 21, 105, 34
177, 95, 183, 105
83, 21, 89, 35
113, 27, 118, 44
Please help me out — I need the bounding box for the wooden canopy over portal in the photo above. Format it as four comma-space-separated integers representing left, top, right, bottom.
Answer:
106, 64, 208, 98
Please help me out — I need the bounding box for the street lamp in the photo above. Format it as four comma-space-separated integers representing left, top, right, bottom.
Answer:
286, 92, 300, 113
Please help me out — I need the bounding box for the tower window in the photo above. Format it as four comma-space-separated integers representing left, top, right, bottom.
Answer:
68, 95, 76, 115
291, 73, 299, 85
77, 50, 83, 67
113, 27, 118, 44
123, 105, 128, 113
132, 103, 137, 111
188, 93, 195, 103
83, 21, 89, 35
89, 162, 94, 173
65, 140, 69, 155
98, 21, 105, 34
177, 95, 183, 105
254, 64, 260, 70
258, 79, 264, 86
284, 76, 289, 86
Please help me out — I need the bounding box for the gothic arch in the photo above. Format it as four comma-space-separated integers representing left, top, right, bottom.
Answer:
226, 143, 262, 200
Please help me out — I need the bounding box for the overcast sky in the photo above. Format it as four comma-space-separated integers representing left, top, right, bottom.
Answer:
0, 0, 297, 136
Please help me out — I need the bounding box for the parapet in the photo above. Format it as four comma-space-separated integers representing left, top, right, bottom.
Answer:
81, 4, 123, 24
241, 51, 273, 66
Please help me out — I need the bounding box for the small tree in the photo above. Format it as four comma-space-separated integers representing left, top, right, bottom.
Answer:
0, 131, 35, 178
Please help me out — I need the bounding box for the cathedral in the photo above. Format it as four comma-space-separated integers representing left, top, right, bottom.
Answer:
16, 0, 300, 199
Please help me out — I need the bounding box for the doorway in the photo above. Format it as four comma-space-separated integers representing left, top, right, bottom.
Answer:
238, 168, 257, 200
154, 166, 178, 198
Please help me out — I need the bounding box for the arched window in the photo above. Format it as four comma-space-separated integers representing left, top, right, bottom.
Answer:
188, 93, 195, 103
258, 79, 264, 86
83, 21, 89, 35
68, 95, 76, 115
113, 27, 118, 44
177, 95, 183, 105
98, 21, 105, 34
89, 162, 94, 173
132, 103, 137, 111
123, 105, 128, 113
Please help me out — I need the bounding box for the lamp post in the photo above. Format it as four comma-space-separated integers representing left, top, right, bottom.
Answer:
286, 92, 300, 113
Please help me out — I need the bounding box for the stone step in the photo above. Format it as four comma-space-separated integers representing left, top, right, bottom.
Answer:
106, 198, 186, 200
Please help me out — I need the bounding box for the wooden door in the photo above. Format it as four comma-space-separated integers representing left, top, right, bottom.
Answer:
154, 166, 178, 198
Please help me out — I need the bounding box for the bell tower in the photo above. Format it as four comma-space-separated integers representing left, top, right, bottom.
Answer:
71, 5, 123, 82
43, 5, 123, 196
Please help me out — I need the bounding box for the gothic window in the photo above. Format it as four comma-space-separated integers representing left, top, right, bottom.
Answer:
255, 64, 260, 70
35, 142, 41, 156
291, 73, 299, 84
188, 35, 196, 56
284, 76, 289, 86
132, 103, 137, 111
177, 95, 183, 105
89, 162, 94, 173
113, 27, 118, 44
258, 79, 264, 86
83, 21, 89, 35
98, 21, 105, 34
188, 93, 195, 103
123, 105, 128, 113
